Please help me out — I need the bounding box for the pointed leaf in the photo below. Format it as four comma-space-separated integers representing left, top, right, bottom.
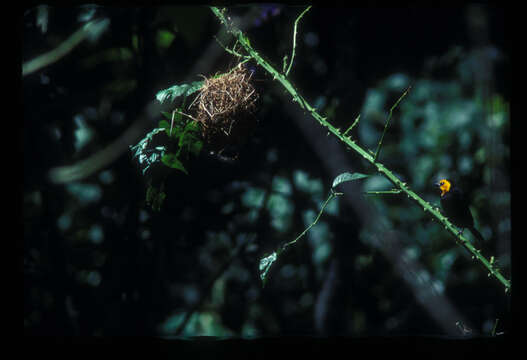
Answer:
130, 128, 167, 175
259, 252, 278, 286
332, 172, 370, 189
178, 120, 203, 156
155, 81, 204, 104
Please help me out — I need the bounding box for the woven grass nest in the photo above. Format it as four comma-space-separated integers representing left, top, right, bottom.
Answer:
191, 63, 260, 153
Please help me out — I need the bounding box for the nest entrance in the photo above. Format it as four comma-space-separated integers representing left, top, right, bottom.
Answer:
191, 63, 260, 153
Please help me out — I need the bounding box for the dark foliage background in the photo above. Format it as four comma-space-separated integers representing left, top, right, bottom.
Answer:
23, 5, 510, 337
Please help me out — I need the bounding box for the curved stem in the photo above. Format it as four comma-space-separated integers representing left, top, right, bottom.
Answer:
285, 6, 311, 77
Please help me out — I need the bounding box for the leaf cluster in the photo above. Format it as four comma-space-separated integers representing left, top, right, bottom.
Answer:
130, 81, 206, 210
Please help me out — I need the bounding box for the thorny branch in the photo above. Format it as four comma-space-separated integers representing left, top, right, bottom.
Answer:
210, 6, 511, 293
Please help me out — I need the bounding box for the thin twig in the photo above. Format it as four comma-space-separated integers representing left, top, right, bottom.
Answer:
285, 6, 312, 77
373, 86, 411, 162
243, 89, 255, 102
213, 35, 248, 59
174, 109, 199, 122
282, 190, 341, 252
170, 110, 175, 136
343, 114, 361, 137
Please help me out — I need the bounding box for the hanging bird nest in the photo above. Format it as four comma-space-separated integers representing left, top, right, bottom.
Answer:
191, 63, 260, 153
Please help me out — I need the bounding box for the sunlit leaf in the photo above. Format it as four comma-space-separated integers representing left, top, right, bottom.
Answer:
259, 252, 278, 286
155, 81, 204, 104
130, 128, 166, 175
332, 172, 370, 189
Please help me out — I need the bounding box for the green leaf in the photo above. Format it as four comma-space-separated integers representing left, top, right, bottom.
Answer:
332, 172, 370, 189
181, 120, 200, 139
161, 110, 187, 137
130, 128, 165, 153
179, 120, 203, 156
158, 119, 171, 134
161, 111, 173, 121
155, 81, 204, 104
161, 153, 188, 174
130, 128, 167, 175
184, 119, 201, 132
259, 252, 278, 286
146, 184, 166, 212
189, 140, 203, 157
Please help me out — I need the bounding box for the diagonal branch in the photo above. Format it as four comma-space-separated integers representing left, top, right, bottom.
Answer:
210, 6, 510, 293
279, 89, 475, 335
